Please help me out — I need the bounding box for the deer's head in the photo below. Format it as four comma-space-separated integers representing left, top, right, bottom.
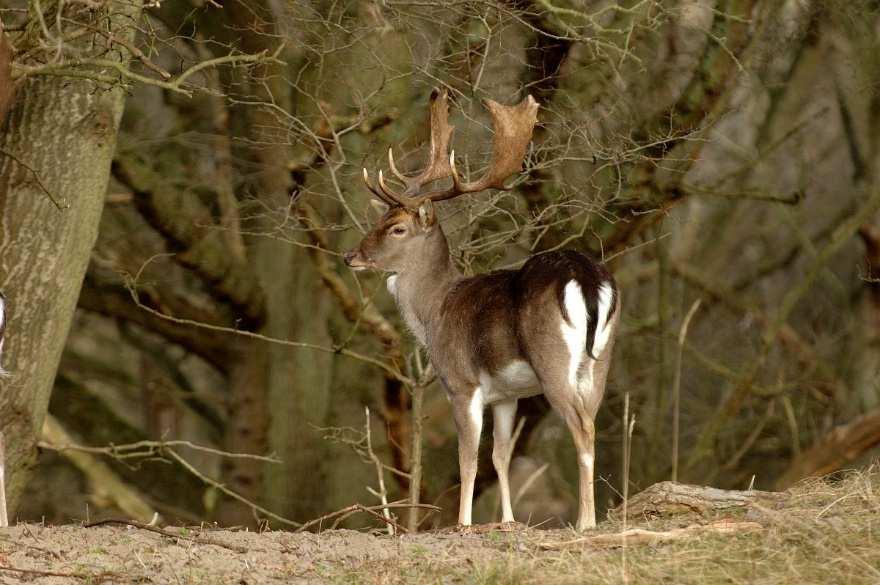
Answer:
344, 89, 539, 274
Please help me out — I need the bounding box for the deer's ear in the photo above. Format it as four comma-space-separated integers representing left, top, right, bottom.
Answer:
417, 200, 436, 230
369, 199, 390, 218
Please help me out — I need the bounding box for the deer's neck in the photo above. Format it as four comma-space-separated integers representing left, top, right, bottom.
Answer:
389, 229, 459, 346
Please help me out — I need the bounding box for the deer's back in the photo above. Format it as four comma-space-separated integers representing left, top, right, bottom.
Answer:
435, 250, 616, 391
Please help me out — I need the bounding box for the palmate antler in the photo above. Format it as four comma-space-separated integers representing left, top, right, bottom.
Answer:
363, 88, 539, 208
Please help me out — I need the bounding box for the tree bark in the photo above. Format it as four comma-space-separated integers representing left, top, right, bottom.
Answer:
0, 22, 13, 126
608, 481, 788, 522
0, 3, 140, 515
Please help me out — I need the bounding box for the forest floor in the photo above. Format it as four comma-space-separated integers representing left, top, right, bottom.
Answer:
2, 468, 879, 584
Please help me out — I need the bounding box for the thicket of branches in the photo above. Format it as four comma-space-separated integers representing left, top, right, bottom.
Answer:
1, 0, 879, 530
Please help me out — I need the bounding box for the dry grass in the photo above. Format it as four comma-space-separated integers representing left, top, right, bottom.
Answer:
2, 467, 879, 584
334, 466, 880, 584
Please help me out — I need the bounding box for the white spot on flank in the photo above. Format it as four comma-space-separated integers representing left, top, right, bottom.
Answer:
592, 282, 614, 357
560, 281, 588, 386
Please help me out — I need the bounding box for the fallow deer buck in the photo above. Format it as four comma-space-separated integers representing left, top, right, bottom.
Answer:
344, 89, 619, 530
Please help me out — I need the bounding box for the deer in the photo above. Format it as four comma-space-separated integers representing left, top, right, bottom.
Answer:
343, 89, 619, 530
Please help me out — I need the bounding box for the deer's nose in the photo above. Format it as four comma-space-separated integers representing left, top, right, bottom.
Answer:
343, 250, 357, 266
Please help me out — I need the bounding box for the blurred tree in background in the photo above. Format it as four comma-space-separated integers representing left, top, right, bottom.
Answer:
1, 0, 880, 530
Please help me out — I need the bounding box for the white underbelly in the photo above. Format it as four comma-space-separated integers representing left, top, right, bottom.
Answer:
480, 360, 542, 404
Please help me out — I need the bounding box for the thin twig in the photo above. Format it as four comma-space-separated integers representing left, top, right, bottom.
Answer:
13, 45, 284, 98
296, 501, 440, 533
513, 463, 549, 509
672, 299, 702, 482
38, 438, 281, 464
364, 406, 394, 535
162, 448, 302, 529
0, 533, 61, 560
354, 504, 409, 534
0, 147, 66, 209
408, 381, 425, 532
0, 564, 122, 582
124, 256, 413, 386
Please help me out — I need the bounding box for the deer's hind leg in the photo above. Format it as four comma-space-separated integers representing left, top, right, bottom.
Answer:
491, 399, 518, 523
524, 280, 617, 530
541, 377, 601, 530
525, 353, 602, 528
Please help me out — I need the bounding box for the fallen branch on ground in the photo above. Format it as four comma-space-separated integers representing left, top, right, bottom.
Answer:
540, 520, 764, 549
608, 481, 789, 521
0, 564, 123, 582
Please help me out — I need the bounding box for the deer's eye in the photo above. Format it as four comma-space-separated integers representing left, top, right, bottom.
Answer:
389, 225, 407, 237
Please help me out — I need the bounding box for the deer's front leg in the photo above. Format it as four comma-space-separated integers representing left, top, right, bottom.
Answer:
452, 388, 484, 526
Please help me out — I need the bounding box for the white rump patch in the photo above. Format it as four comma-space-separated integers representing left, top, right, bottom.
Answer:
560, 281, 588, 386
592, 282, 614, 357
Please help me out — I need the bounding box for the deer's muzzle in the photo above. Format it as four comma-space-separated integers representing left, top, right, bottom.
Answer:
343, 249, 372, 271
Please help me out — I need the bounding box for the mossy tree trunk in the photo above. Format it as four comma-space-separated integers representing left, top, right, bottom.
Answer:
0, 3, 140, 516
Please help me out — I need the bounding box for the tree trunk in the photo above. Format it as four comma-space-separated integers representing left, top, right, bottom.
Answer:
0, 23, 13, 126
0, 4, 139, 515
215, 0, 337, 524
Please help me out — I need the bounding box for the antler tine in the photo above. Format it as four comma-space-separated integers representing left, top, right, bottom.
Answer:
448, 150, 463, 192
388, 147, 408, 184
362, 90, 538, 209
384, 89, 456, 200
418, 94, 539, 204
377, 170, 405, 203
362, 168, 402, 206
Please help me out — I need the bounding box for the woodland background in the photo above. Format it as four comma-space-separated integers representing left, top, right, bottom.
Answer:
0, 0, 879, 531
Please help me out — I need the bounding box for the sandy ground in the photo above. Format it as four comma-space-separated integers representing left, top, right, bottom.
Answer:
2, 470, 879, 584
0, 522, 574, 584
